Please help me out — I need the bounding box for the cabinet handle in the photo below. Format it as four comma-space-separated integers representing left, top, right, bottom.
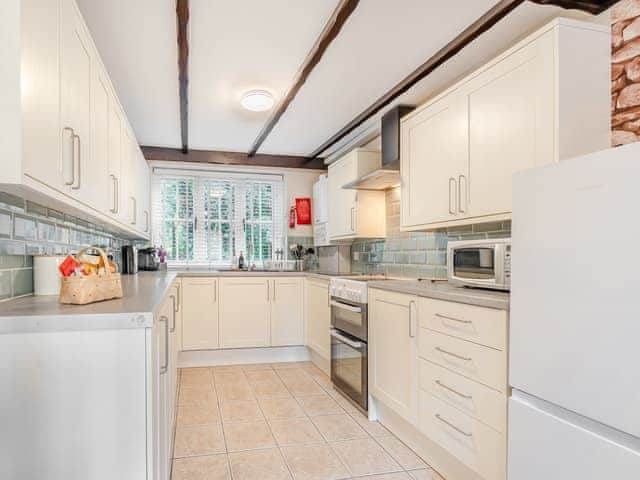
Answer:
130, 197, 137, 225
448, 178, 456, 215
435, 413, 472, 437
267, 281, 270, 302
170, 295, 177, 333
144, 211, 149, 233
115, 177, 120, 213
436, 346, 472, 362
159, 316, 169, 374
350, 207, 355, 232
176, 283, 181, 310
71, 134, 81, 189
458, 175, 467, 213
63, 127, 75, 185
435, 313, 472, 325
409, 300, 416, 338
436, 380, 472, 399
213, 280, 217, 303
109, 174, 117, 213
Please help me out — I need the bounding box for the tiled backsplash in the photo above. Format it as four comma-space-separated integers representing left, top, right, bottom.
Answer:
351, 188, 511, 278
0, 191, 141, 301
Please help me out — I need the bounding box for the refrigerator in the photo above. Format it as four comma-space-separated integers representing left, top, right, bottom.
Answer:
508, 142, 640, 479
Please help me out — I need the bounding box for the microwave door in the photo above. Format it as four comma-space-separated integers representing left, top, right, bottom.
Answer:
454, 247, 496, 280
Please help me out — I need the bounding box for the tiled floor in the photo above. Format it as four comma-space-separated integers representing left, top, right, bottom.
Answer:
172, 362, 445, 480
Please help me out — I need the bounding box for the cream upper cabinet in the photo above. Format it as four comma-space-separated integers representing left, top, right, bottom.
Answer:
271, 278, 305, 346
89, 68, 111, 213
219, 278, 271, 348
107, 100, 123, 217
400, 19, 609, 231
181, 277, 219, 350
369, 288, 419, 423
328, 149, 386, 240
305, 278, 331, 363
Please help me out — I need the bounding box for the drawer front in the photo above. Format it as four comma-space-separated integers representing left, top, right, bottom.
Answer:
419, 297, 507, 350
419, 359, 506, 432
419, 329, 506, 392
420, 390, 506, 480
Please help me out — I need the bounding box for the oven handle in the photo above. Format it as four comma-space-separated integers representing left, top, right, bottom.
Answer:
330, 329, 363, 349
330, 300, 362, 313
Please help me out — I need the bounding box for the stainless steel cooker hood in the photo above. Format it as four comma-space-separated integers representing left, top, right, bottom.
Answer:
343, 105, 414, 191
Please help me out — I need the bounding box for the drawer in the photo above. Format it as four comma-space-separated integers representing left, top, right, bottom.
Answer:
419, 390, 506, 480
419, 359, 506, 433
419, 297, 507, 350
419, 329, 507, 392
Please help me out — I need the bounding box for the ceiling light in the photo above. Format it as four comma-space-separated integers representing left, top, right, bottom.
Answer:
240, 90, 274, 112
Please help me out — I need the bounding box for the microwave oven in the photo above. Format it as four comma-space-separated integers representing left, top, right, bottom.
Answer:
447, 238, 511, 291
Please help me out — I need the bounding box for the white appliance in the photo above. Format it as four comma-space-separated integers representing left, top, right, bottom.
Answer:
313, 174, 330, 246
508, 143, 640, 479
447, 238, 511, 291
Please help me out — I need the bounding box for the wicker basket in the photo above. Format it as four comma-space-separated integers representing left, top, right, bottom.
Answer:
59, 247, 123, 305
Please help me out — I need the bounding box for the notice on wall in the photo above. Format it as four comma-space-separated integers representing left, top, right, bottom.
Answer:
295, 198, 311, 225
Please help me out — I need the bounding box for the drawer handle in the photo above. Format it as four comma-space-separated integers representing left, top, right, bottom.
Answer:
436, 380, 472, 399
436, 346, 472, 362
435, 413, 473, 437
436, 313, 472, 324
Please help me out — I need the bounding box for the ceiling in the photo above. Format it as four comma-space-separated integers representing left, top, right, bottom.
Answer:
76, 0, 606, 159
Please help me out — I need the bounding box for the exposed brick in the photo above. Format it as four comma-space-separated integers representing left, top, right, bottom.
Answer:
613, 74, 628, 93
625, 56, 640, 82
612, 129, 639, 146
612, 38, 640, 63
617, 83, 640, 108
612, 0, 640, 23
624, 16, 640, 43
612, 105, 640, 127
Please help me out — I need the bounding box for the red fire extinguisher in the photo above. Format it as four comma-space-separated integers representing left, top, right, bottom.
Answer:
289, 206, 296, 229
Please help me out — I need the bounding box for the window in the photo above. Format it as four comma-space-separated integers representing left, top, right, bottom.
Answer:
152, 170, 285, 267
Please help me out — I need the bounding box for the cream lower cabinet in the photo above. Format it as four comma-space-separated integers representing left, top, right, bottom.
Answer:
219, 278, 271, 348
305, 277, 331, 362
368, 288, 419, 423
271, 278, 305, 346
181, 277, 219, 350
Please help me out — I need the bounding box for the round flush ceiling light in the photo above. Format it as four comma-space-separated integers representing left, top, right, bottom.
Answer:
240, 90, 274, 112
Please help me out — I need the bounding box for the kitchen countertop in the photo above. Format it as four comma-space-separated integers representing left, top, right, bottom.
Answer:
367, 279, 510, 310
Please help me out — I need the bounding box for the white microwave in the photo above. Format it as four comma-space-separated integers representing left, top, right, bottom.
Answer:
447, 238, 511, 291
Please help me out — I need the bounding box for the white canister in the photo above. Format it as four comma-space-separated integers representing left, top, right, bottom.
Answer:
33, 255, 64, 295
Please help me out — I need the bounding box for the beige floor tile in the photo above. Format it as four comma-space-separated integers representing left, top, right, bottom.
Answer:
407, 469, 445, 480
246, 370, 280, 384
309, 374, 333, 392
174, 424, 226, 458
358, 473, 411, 480
180, 367, 214, 387
331, 392, 360, 413
251, 380, 292, 399
287, 380, 326, 397
178, 384, 217, 406
331, 438, 402, 476
281, 444, 349, 480
297, 394, 344, 416
301, 364, 327, 376
213, 365, 247, 373
218, 382, 255, 402
242, 363, 275, 372
177, 402, 221, 426
259, 397, 306, 419
172, 454, 231, 480
311, 414, 368, 441
268, 417, 325, 446
350, 413, 392, 437
272, 362, 312, 370
277, 369, 311, 384
215, 371, 249, 386
376, 436, 428, 470
220, 400, 264, 423
223, 420, 276, 452
229, 448, 292, 480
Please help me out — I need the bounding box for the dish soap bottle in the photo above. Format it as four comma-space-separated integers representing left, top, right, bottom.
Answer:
238, 251, 245, 270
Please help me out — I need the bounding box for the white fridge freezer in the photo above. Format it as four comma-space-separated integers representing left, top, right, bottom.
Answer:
508, 143, 640, 479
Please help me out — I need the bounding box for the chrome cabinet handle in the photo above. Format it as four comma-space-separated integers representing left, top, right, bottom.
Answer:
436, 379, 472, 399
330, 300, 362, 313
71, 134, 81, 189
448, 178, 456, 215
436, 313, 472, 325
159, 316, 169, 374
63, 127, 75, 185
436, 346, 472, 362
458, 175, 467, 213
213, 280, 217, 303
409, 300, 416, 338
109, 174, 117, 213
115, 177, 120, 213
350, 207, 355, 232
330, 328, 363, 349
144, 211, 149, 232
130, 197, 137, 225
176, 283, 181, 310
435, 413, 472, 437
170, 295, 177, 332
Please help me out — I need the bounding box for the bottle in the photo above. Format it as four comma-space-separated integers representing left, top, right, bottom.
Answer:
238, 251, 245, 270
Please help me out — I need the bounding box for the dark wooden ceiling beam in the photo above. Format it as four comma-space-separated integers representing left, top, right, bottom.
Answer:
176, 0, 190, 154
307, 0, 619, 159
141, 146, 327, 170
247, 0, 360, 157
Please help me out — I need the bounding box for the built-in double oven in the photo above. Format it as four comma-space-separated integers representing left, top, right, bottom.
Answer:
330, 296, 368, 411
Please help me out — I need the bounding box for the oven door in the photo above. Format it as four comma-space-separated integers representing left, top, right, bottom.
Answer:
330, 328, 368, 411
330, 298, 367, 340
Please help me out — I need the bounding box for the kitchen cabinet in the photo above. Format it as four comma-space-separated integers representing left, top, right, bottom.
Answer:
107, 98, 123, 217
312, 174, 330, 247
400, 18, 609, 231
368, 288, 419, 423
181, 277, 220, 350
271, 278, 305, 346
219, 278, 271, 348
305, 277, 331, 366
328, 149, 386, 240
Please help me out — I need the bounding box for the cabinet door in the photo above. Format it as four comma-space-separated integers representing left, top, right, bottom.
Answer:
328, 156, 357, 238
153, 303, 171, 480
271, 278, 304, 346
305, 279, 331, 361
401, 94, 469, 228
138, 155, 151, 236
60, 0, 92, 197
219, 278, 270, 348
369, 288, 419, 422
120, 129, 137, 226
88, 69, 110, 212
466, 32, 554, 218
107, 101, 123, 217
181, 278, 219, 350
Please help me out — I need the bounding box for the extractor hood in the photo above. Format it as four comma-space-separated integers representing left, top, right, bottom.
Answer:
343, 105, 415, 191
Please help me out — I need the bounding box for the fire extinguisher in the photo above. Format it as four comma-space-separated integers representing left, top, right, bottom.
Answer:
289, 206, 296, 229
